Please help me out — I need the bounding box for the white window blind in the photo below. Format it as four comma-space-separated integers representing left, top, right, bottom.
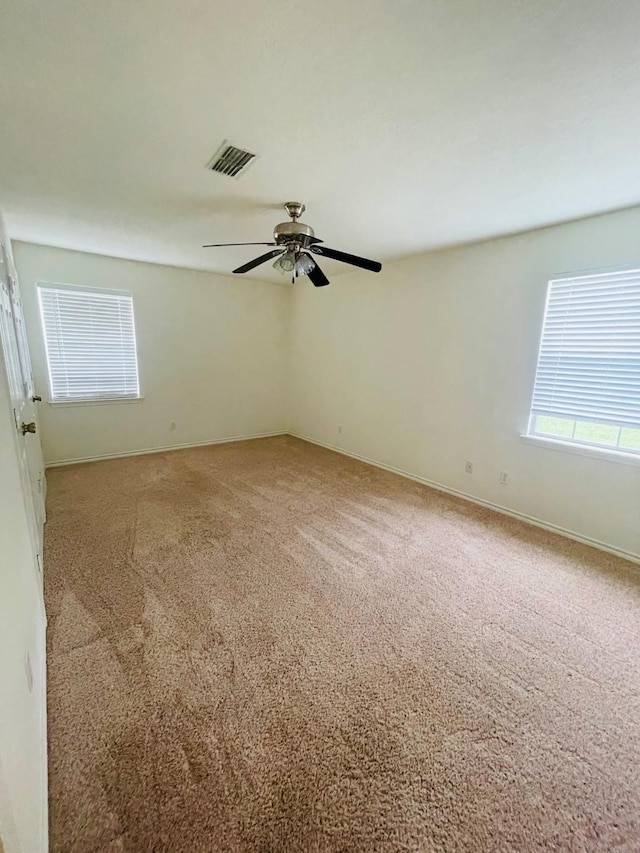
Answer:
38, 285, 140, 402
528, 269, 640, 453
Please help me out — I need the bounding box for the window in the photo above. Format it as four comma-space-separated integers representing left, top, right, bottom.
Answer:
38, 284, 140, 402
528, 269, 640, 455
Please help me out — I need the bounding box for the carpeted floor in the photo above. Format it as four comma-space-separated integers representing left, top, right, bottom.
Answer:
45, 436, 640, 852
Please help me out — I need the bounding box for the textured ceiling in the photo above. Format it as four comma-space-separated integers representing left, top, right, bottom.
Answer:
1, 0, 640, 282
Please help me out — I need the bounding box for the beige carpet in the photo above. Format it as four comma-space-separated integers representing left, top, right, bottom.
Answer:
45, 436, 640, 852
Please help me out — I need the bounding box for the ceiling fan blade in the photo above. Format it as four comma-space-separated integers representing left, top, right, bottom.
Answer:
307, 259, 330, 287
310, 245, 382, 273
233, 249, 284, 274
203, 241, 276, 248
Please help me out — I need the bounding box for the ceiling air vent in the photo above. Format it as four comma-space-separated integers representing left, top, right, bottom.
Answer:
207, 141, 257, 178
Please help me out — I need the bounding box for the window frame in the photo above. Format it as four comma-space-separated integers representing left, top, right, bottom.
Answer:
37, 281, 143, 406
523, 265, 640, 465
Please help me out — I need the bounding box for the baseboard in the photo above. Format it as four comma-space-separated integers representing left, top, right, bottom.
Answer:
45, 430, 289, 468
289, 432, 640, 566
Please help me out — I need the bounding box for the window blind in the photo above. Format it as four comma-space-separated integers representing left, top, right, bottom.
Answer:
530, 269, 640, 428
38, 285, 140, 401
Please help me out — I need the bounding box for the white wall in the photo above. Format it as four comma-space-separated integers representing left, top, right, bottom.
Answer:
290, 206, 640, 561
14, 242, 289, 464
0, 219, 47, 853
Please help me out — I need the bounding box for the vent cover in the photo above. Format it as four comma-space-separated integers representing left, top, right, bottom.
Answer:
207, 142, 257, 178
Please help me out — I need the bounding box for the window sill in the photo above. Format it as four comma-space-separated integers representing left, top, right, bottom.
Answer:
520, 434, 640, 467
48, 396, 144, 408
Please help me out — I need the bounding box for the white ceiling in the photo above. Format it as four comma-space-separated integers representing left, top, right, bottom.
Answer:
1, 0, 640, 282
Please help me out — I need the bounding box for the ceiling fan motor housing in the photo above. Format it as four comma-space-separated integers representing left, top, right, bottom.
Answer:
274, 201, 315, 245
273, 219, 315, 245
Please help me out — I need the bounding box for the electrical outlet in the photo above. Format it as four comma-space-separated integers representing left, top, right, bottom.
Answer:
338, 425, 342, 434
499, 471, 510, 485
170, 421, 177, 431
465, 461, 473, 474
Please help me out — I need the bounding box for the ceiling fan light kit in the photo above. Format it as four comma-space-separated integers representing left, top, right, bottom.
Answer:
294, 253, 315, 276
202, 202, 382, 287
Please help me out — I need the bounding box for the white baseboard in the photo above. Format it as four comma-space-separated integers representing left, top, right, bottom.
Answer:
44, 430, 289, 468
290, 432, 640, 566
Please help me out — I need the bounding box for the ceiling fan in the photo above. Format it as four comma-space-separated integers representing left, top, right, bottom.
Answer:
203, 202, 382, 287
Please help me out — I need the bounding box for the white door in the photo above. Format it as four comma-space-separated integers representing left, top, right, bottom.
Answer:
0, 240, 45, 584
7, 262, 46, 533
